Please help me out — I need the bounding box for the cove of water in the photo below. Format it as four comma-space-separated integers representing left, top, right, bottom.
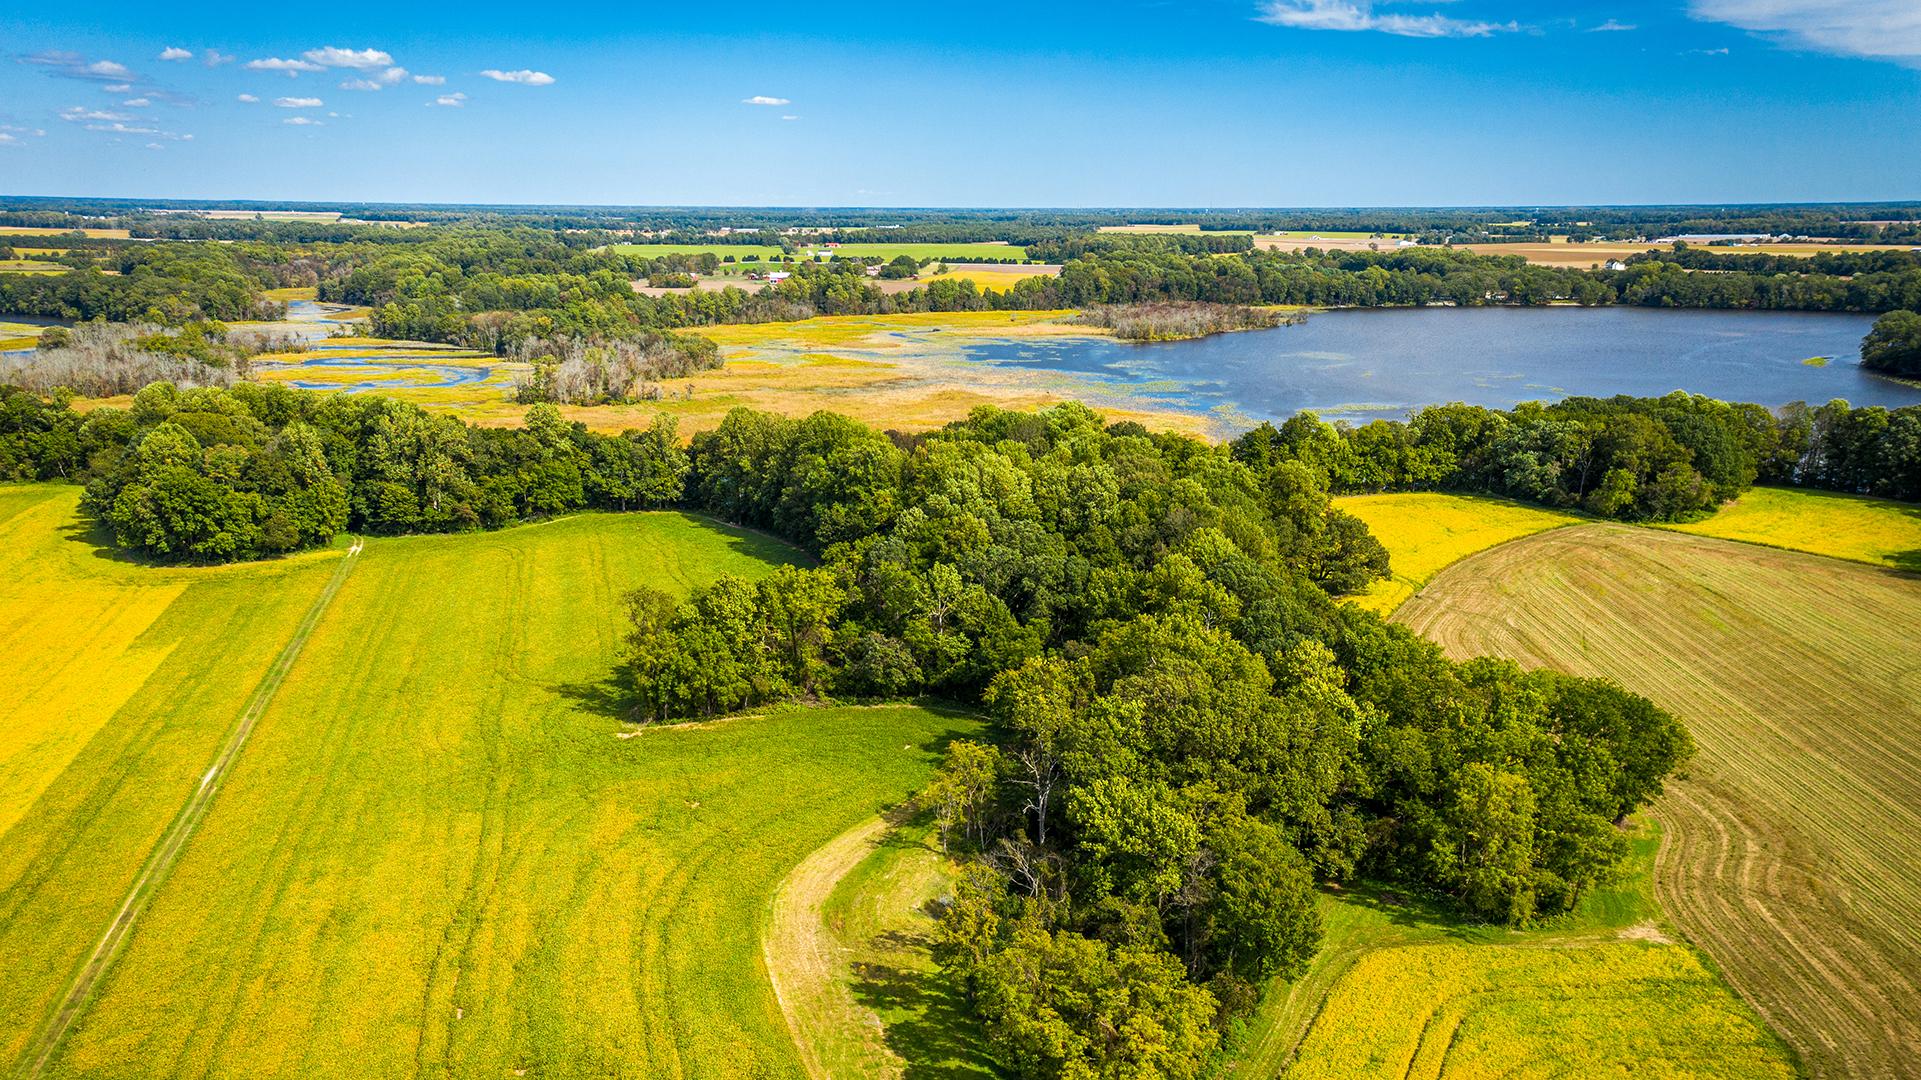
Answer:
953, 308, 1915, 425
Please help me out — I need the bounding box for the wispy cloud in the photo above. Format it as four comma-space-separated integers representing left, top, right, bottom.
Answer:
1689, 0, 1921, 64
19, 51, 142, 84
1587, 19, 1637, 32
429, 92, 467, 107
743, 95, 791, 106
123, 97, 151, 107
413, 74, 446, 85
284, 116, 323, 126
781, 114, 800, 121
237, 93, 260, 103
1256, 0, 1519, 38
479, 68, 555, 85
340, 68, 408, 90
275, 96, 324, 108
247, 57, 325, 75
61, 106, 131, 123
204, 49, 235, 67
158, 46, 193, 62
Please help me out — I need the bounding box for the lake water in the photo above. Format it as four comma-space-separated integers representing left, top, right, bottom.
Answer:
953, 308, 1916, 426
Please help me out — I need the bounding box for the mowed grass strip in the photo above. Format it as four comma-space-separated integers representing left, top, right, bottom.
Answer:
1659, 485, 1921, 571
1395, 525, 1921, 1079
1288, 942, 1793, 1080
1334, 492, 1582, 614
32, 510, 980, 1078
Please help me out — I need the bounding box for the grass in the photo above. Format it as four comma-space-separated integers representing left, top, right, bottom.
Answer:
1334, 492, 1583, 613
0, 484, 982, 1078
1660, 485, 1921, 571
608, 242, 1032, 263
802, 820, 1002, 1078
1231, 820, 1792, 1079
1288, 942, 1792, 1079
1395, 524, 1921, 1079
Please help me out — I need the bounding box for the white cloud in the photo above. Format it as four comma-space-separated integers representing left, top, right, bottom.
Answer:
158, 46, 193, 62
340, 79, 382, 91
1257, 0, 1519, 38
204, 49, 235, 67
429, 92, 468, 107
103, 83, 132, 93
283, 116, 323, 125
0, 123, 47, 137
1588, 19, 1637, 32
61, 106, 132, 122
87, 121, 157, 134
275, 96, 324, 108
303, 46, 394, 69
0, 133, 16, 146
87, 60, 132, 78
247, 57, 325, 75
781, 114, 800, 121
413, 74, 446, 85
237, 93, 260, 103
342, 66, 411, 90
743, 95, 791, 106
147, 142, 165, 150
123, 97, 151, 107
479, 68, 555, 85
1689, 0, 1921, 63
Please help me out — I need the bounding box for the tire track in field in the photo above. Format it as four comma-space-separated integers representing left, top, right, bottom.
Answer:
13, 539, 364, 1080
1396, 526, 1921, 1079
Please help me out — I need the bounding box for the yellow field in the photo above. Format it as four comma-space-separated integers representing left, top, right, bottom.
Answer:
1335, 492, 1582, 613
1290, 942, 1793, 1079
1462, 239, 1918, 268
0, 227, 131, 239
0, 483, 982, 1077
1661, 485, 1921, 571
1397, 525, 1921, 1079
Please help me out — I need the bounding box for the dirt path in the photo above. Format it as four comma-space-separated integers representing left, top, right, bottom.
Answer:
15, 539, 364, 1079
764, 815, 893, 1080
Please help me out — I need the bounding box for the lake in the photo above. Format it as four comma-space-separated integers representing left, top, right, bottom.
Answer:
952, 308, 1916, 426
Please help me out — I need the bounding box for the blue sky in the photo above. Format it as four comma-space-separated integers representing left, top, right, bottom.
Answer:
1, 1, 1916, 206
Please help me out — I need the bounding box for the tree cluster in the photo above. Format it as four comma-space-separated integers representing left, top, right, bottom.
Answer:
1233, 392, 1921, 517
0, 382, 686, 560
607, 403, 1692, 1077
1861, 310, 1921, 378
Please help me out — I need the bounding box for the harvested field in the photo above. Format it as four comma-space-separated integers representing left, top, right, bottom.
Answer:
1334, 492, 1582, 613
1396, 525, 1921, 1079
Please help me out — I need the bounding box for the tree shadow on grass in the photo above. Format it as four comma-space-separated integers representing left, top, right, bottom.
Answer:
553, 674, 637, 720
848, 948, 1006, 1080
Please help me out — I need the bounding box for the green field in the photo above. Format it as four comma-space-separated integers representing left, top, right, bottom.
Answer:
1396, 524, 1921, 1079
1227, 822, 1793, 1079
608, 241, 1033, 263
0, 484, 981, 1077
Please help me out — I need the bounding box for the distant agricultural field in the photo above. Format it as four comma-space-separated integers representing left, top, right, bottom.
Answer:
1396, 525, 1921, 1079
0, 226, 131, 239
1334, 492, 1581, 613
608, 241, 1032, 262
0, 484, 978, 1078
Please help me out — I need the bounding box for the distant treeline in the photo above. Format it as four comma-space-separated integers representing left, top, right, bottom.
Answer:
8, 198, 1921, 245
1233, 393, 1921, 512
10, 229, 1921, 349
